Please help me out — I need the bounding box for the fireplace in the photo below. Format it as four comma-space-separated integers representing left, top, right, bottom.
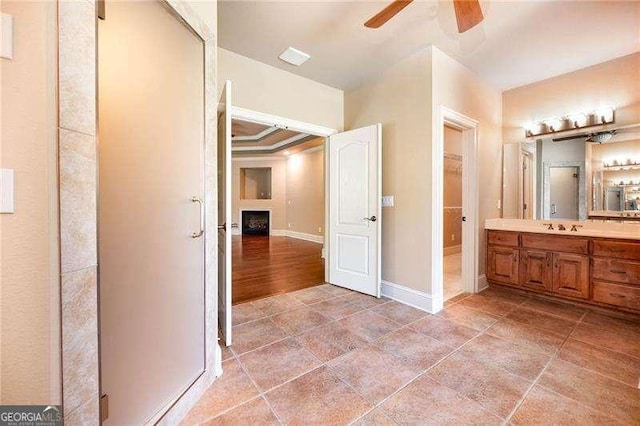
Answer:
242, 210, 270, 236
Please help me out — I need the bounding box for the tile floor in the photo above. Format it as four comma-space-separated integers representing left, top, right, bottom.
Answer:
183, 284, 640, 425
443, 252, 462, 301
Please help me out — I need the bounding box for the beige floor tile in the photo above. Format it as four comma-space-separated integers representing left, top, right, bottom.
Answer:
309, 297, 365, 320
444, 292, 471, 307
374, 327, 453, 370
409, 315, 480, 348
459, 334, 551, 380
428, 351, 532, 418
337, 310, 401, 342
265, 366, 373, 424
558, 338, 640, 387
328, 345, 425, 404
271, 307, 331, 335
481, 286, 530, 305
436, 303, 501, 331
296, 321, 368, 362
511, 385, 620, 425
232, 302, 267, 326
538, 359, 640, 424
290, 286, 336, 305
202, 397, 279, 425
457, 293, 520, 316
181, 359, 259, 424
486, 318, 566, 355
238, 337, 321, 392
520, 297, 586, 322
231, 318, 288, 355
380, 375, 503, 425
352, 409, 397, 425
317, 283, 354, 298
251, 293, 306, 316
571, 321, 640, 358
371, 301, 428, 325
506, 306, 576, 337
580, 310, 640, 338
342, 292, 390, 309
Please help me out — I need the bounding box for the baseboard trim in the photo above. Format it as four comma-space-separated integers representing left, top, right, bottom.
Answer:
381, 280, 435, 314
444, 245, 462, 256
271, 229, 287, 237
285, 230, 324, 244
477, 274, 489, 292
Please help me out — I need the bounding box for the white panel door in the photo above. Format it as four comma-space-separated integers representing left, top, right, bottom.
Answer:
328, 124, 381, 296
218, 81, 233, 345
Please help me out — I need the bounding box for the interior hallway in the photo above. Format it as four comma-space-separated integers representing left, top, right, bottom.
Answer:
186, 285, 640, 424
232, 236, 325, 305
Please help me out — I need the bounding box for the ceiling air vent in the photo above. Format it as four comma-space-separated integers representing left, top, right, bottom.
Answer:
278, 47, 310, 66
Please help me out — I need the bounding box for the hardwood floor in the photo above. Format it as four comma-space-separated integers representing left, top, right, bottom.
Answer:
232, 235, 325, 305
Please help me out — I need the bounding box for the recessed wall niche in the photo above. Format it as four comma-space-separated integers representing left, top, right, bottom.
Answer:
240, 167, 272, 200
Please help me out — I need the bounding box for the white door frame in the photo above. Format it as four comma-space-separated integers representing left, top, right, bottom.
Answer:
432, 106, 479, 312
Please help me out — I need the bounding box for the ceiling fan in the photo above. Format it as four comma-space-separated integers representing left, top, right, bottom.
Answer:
365, 0, 484, 34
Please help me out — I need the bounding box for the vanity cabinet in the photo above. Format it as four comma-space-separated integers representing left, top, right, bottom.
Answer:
486, 231, 519, 286
486, 230, 640, 314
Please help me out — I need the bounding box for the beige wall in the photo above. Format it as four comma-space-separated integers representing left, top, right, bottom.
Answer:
232, 159, 287, 231
0, 1, 60, 404
286, 148, 324, 237
345, 48, 433, 292
345, 46, 502, 297
432, 47, 503, 280
503, 52, 640, 144
218, 48, 344, 131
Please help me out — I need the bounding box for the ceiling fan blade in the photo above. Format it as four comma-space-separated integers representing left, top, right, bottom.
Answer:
453, 0, 484, 33
364, 0, 413, 29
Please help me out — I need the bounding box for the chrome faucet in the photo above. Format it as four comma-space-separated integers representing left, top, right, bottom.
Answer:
543, 223, 554, 230
570, 224, 583, 232
558, 224, 566, 231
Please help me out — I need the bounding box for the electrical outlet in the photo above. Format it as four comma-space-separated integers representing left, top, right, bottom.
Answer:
318, 226, 322, 233
288, 223, 292, 229
451, 234, 455, 242
497, 199, 502, 210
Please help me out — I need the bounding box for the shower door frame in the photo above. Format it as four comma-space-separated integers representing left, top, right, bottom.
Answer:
57, 1, 220, 423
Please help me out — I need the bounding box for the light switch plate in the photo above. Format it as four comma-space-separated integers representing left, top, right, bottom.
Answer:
1, 169, 15, 213
382, 195, 394, 207
1, 13, 14, 60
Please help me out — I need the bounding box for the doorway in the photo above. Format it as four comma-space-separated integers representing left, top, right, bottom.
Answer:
230, 116, 327, 305
549, 166, 579, 219
432, 107, 479, 312
443, 125, 464, 301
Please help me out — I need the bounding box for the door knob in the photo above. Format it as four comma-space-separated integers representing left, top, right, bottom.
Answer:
364, 216, 377, 222
218, 223, 226, 231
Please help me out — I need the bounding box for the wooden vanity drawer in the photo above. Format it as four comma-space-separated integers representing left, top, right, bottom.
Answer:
521, 233, 589, 255
487, 231, 519, 247
592, 280, 640, 310
592, 258, 640, 286
592, 240, 640, 261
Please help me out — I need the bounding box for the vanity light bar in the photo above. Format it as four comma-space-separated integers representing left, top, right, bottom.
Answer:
523, 106, 615, 138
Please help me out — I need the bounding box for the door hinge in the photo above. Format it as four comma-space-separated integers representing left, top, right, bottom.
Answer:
100, 394, 109, 422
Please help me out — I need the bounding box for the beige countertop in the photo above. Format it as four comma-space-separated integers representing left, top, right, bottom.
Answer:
485, 218, 640, 240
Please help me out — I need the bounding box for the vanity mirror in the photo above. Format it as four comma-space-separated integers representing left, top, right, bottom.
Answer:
503, 123, 640, 222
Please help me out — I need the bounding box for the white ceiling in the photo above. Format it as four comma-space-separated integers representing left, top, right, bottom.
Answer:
218, 0, 640, 91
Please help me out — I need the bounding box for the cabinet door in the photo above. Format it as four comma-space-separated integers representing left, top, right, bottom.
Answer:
520, 249, 552, 292
487, 246, 519, 286
552, 253, 589, 299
